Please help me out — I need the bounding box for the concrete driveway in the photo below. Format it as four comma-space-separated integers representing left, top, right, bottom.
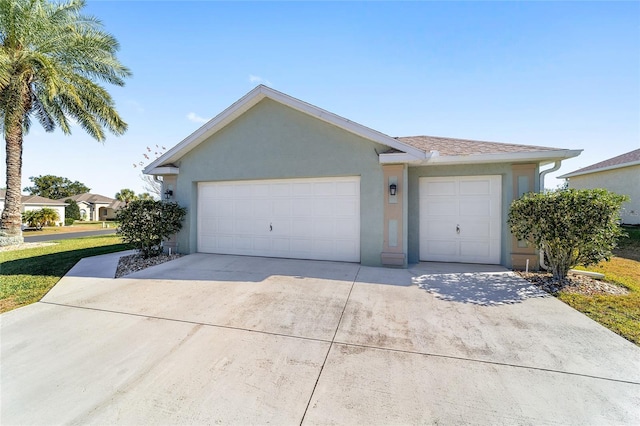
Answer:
2, 253, 639, 425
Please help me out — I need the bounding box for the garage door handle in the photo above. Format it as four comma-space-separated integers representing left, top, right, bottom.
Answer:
456, 224, 460, 234
270, 223, 273, 232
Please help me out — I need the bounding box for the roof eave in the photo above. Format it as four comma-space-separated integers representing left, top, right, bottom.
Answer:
145, 166, 180, 176
402, 149, 582, 166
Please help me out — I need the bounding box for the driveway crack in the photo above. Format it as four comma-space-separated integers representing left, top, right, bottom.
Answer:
299, 266, 360, 425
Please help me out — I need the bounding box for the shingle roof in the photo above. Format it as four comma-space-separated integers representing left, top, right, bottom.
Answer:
395, 135, 566, 157
64, 193, 116, 204
559, 148, 640, 178
0, 190, 66, 205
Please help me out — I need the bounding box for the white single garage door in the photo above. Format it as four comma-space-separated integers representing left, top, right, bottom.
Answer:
419, 175, 501, 264
197, 176, 360, 262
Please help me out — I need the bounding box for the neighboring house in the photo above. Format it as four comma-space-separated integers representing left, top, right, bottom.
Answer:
0, 189, 67, 226
558, 148, 640, 225
62, 193, 125, 221
144, 85, 582, 269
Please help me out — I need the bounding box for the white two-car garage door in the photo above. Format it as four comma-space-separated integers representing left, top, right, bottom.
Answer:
419, 175, 501, 264
197, 177, 360, 262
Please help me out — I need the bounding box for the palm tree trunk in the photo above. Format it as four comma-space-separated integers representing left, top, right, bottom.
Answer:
0, 121, 25, 246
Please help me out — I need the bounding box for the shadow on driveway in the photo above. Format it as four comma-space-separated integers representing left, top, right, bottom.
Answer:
413, 271, 548, 305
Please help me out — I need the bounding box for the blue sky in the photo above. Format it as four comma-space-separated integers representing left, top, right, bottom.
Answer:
6, 1, 639, 197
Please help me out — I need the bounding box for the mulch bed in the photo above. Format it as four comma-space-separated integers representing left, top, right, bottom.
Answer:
115, 253, 183, 278
517, 271, 629, 296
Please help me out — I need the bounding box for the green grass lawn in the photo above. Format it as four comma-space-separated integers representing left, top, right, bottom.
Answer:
564, 226, 640, 345
0, 235, 129, 313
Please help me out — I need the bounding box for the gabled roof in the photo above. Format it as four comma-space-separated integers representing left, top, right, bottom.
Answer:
145, 85, 582, 174
145, 85, 426, 174
559, 148, 640, 178
0, 190, 67, 205
63, 193, 116, 204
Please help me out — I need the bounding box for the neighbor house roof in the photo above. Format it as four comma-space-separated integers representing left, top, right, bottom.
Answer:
145, 85, 582, 174
64, 193, 116, 204
0, 190, 67, 205
558, 148, 640, 179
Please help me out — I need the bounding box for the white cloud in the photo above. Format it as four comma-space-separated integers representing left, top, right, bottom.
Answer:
187, 112, 208, 124
249, 74, 272, 86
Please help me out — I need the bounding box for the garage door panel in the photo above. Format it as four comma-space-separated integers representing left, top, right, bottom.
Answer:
335, 218, 358, 238
459, 199, 491, 216
272, 199, 292, 217
292, 182, 313, 196
336, 180, 358, 196
313, 199, 335, 216
314, 182, 335, 196
198, 177, 360, 262
426, 220, 455, 238
422, 180, 456, 196
292, 199, 313, 216
420, 175, 501, 264
422, 240, 458, 257
313, 219, 335, 238
426, 200, 458, 216
269, 183, 290, 197
459, 180, 491, 195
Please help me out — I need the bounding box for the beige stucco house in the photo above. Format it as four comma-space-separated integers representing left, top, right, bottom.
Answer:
0, 190, 67, 226
63, 193, 124, 221
559, 148, 640, 225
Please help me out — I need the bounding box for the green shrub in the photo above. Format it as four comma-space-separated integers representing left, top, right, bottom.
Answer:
116, 200, 186, 258
22, 208, 60, 229
65, 218, 75, 226
508, 188, 627, 280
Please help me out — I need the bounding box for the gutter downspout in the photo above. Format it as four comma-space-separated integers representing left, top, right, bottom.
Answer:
537, 160, 562, 270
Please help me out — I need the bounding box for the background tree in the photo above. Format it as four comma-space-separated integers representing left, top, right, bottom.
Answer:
508, 188, 627, 280
138, 192, 154, 201
24, 175, 90, 199
64, 199, 81, 221
0, 0, 131, 246
116, 200, 186, 258
115, 188, 138, 204
22, 208, 59, 229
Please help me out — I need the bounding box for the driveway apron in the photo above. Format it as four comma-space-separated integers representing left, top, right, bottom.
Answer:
1, 253, 639, 425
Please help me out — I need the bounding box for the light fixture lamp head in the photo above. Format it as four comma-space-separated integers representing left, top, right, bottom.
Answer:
164, 189, 173, 199
389, 183, 397, 196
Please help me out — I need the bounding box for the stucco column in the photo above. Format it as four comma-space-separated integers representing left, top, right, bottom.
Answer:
381, 164, 406, 266
510, 164, 539, 270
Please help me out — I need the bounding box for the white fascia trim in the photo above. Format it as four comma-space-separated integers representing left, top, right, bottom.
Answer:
558, 160, 640, 179
143, 85, 427, 174
379, 152, 432, 164
408, 149, 583, 166
146, 166, 180, 176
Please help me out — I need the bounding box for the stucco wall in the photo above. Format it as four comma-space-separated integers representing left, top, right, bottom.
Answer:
567, 165, 640, 225
23, 205, 66, 226
407, 163, 531, 267
173, 98, 388, 266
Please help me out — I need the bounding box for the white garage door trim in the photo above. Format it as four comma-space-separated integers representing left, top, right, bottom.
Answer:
197, 176, 360, 262
419, 175, 501, 264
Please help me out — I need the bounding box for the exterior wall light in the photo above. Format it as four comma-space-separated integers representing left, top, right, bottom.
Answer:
164, 189, 173, 199
389, 183, 397, 196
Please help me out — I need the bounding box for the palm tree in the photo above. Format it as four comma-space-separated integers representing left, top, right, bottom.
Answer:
0, 0, 131, 245
115, 188, 137, 205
